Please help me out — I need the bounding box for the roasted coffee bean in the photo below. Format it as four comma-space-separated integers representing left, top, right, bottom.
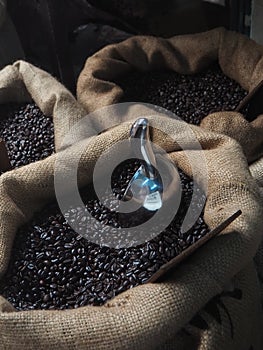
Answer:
0, 103, 54, 168
117, 64, 247, 125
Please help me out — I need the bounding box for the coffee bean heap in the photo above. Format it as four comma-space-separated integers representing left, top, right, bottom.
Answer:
117, 64, 247, 125
0, 158, 208, 310
0, 103, 54, 168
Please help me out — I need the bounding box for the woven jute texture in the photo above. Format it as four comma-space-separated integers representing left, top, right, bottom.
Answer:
0, 53, 262, 350
251, 156, 263, 308
158, 262, 262, 350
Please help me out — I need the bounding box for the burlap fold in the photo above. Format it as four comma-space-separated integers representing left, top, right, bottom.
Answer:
0, 57, 262, 350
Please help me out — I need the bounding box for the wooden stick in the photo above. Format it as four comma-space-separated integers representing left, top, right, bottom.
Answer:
0, 139, 12, 172
147, 210, 242, 283
235, 79, 263, 121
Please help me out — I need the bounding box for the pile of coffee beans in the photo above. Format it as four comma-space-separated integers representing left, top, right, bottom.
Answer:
117, 64, 247, 125
0, 103, 54, 168
0, 158, 207, 310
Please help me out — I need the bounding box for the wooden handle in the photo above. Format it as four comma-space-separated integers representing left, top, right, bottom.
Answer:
236, 79, 263, 121
147, 210, 242, 283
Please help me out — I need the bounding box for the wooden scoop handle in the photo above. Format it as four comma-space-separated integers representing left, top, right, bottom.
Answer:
147, 210, 242, 283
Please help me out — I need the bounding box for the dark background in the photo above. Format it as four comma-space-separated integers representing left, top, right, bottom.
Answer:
6, 0, 252, 93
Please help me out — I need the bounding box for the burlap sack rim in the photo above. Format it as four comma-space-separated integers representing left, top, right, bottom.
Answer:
76, 27, 263, 129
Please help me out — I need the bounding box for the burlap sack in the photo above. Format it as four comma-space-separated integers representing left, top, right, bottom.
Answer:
76, 25, 263, 341
76, 27, 263, 348
77, 27, 263, 164
0, 60, 262, 350
77, 22, 263, 291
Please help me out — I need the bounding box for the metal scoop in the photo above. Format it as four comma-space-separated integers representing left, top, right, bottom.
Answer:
122, 118, 176, 211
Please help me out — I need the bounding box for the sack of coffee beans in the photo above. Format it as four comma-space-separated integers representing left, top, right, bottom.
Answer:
77, 27, 263, 161
0, 58, 262, 350
75, 27, 263, 349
